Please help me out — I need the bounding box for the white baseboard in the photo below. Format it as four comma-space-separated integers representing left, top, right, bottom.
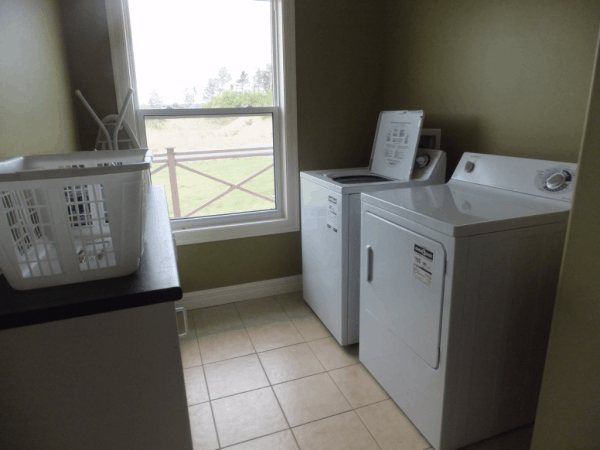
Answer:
176, 275, 303, 310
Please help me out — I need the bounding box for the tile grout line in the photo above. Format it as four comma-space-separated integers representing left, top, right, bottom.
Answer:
234, 301, 258, 352
306, 340, 384, 449
323, 353, 388, 450
250, 296, 301, 448
276, 293, 336, 344
197, 301, 257, 366
187, 300, 359, 373
207, 396, 222, 450
185, 368, 386, 410
236, 299, 303, 450
270, 293, 304, 449
188, 296, 387, 448
280, 295, 383, 449
192, 395, 391, 445
218, 429, 297, 449
259, 368, 377, 441
198, 298, 362, 393
189, 298, 438, 449
189, 334, 360, 370
302, 333, 361, 377
199, 321, 221, 449
353, 402, 384, 450
180, 312, 202, 369
196, 313, 223, 450
353, 397, 393, 411
201, 351, 255, 367
192, 296, 329, 362
323, 370, 354, 409
192, 367, 377, 405
289, 407, 365, 431
277, 294, 308, 342
237, 296, 307, 351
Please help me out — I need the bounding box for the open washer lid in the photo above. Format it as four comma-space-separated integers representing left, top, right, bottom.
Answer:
367, 110, 424, 181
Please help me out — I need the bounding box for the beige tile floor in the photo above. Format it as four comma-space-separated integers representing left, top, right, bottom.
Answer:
179, 292, 534, 450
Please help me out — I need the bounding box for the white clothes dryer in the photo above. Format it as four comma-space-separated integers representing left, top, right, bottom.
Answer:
301, 111, 447, 345
359, 152, 577, 450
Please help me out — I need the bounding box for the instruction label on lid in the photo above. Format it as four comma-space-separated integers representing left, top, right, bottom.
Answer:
383, 123, 411, 167
370, 111, 423, 182
413, 243, 434, 287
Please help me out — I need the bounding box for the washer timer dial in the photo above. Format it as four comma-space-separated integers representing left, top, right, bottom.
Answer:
414, 154, 431, 170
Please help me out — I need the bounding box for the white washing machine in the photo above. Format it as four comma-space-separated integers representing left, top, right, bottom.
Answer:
359, 152, 577, 450
301, 111, 447, 345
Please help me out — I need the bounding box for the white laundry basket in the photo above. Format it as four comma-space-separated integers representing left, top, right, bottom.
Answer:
0, 149, 152, 290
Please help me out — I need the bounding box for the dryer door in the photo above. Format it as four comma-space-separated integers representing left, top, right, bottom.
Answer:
362, 212, 446, 369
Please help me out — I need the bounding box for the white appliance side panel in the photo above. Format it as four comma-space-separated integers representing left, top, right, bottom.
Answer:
362, 212, 446, 369
301, 179, 347, 344
346, 194, 362, 345
449, 223, 566, 449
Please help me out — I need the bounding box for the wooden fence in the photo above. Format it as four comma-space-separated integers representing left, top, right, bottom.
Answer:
151, 147, 274, 218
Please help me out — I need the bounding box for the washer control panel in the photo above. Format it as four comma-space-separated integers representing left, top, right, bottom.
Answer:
453, 153, 577, 202
414, 153, 431, 170
411, 149, 445, 181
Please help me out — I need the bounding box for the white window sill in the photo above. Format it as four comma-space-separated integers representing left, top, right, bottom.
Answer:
171, 215, 299, 246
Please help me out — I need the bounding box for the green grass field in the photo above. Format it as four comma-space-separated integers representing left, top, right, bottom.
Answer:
147, 115, 276, 219
152, 156, 276, 219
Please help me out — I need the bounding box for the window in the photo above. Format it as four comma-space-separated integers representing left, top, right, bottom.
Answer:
105, 0, 298, 245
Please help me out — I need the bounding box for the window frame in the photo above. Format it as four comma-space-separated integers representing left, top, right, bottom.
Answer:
105, 0, 299, 245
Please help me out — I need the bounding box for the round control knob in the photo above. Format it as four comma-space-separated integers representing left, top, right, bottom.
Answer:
546, 172, 567, 190
414, 154, 431, 169
465, 161, 475, 173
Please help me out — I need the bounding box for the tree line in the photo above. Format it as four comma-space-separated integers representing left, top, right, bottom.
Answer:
145, 65, 273, 110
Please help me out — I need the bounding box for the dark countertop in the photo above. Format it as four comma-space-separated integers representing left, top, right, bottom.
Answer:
0, 186, 182, 330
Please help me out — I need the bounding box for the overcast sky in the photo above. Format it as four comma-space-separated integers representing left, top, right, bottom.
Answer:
128, 0, 272, 106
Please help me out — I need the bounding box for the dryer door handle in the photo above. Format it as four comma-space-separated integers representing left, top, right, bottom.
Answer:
366, 245, 374, 282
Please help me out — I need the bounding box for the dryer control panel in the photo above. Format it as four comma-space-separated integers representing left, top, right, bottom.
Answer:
534, 167, 574, 193
452, 153, 577, 202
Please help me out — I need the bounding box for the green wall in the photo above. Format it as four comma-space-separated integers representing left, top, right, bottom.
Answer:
531, 31, 600, 450
177, 233, 302, 292
383, 0, 600, 175
296, 0, 384, 172
0, 0, 78, 157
